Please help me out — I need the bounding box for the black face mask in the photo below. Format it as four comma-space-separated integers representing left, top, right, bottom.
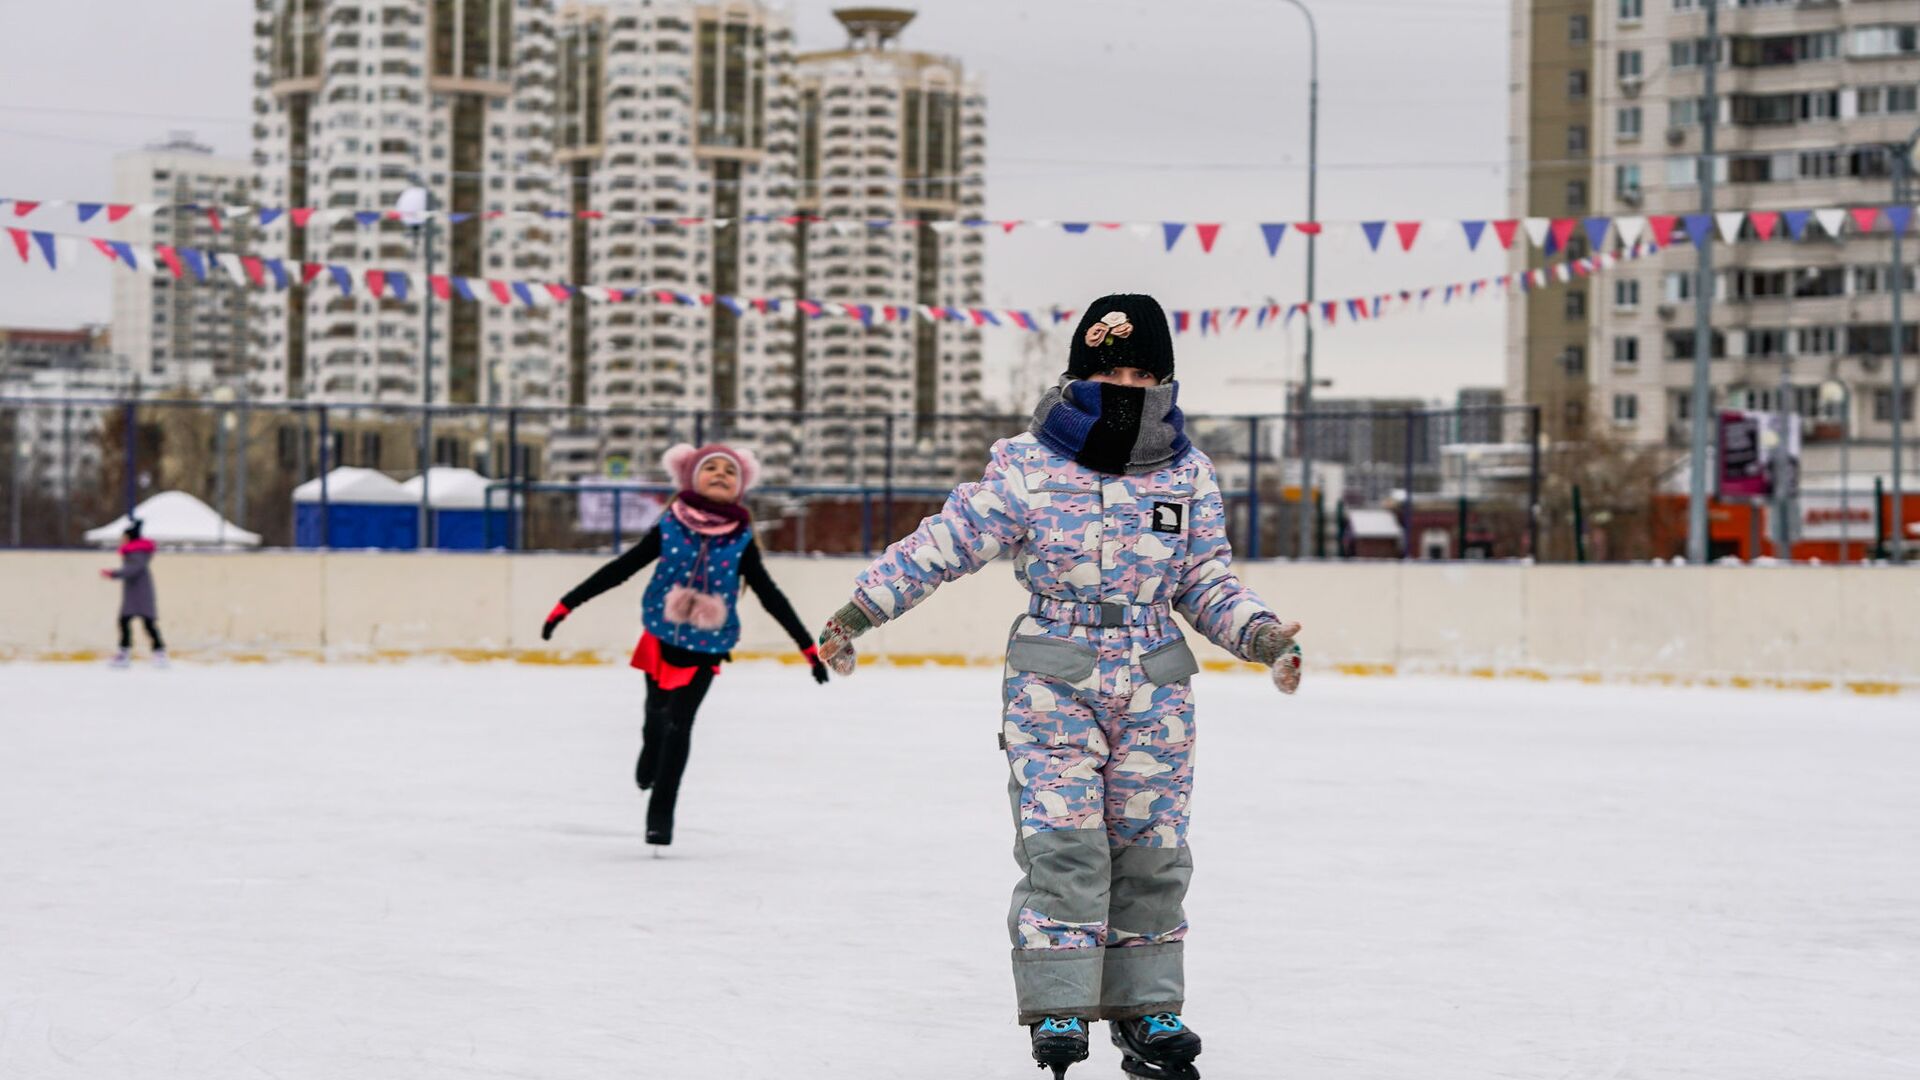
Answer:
1029, 379, 1192, 476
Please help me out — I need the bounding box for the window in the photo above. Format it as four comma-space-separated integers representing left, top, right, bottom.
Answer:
1570, 14, 1589, 42
1669, 96, 1713, 127
1671, 38, 1719, 69
1745, 328, 1791, 357
1566, 179, 1588, 211
1613, 393, 1639, 424
1563, 345, 1587, 373
1666, 329, 1726, 359
1797, 326, 1837, 354
1614, 336, 1641, 365
1615, 279, 1641, 309
1874, 388, 1916, 422
1619, 0, 1643, 19
1857, 85, 1918, 116
1618, 106, 1643, 139
1799, 149, 1841, 179
1618, 50, 1643, 80
1568, 70, 1588, 100
1566, 291, 1587, 320
1616, 163, 1642, 198
1850, 25, 1920, 60
1568, 125, 1588, 154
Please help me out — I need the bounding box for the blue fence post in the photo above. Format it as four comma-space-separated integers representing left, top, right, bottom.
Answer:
318, 405, 332, 550
121, 400, 138, 517
861, 491, 873, 557
506, 407, 519, 552
1246, 416, 1262, 560
612, 489, 622, 554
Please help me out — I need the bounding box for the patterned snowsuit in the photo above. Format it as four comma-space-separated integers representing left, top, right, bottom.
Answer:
849, 432, 1279, 1023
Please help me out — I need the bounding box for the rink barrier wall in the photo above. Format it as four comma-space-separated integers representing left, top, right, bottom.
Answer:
2, 551, 1914, 694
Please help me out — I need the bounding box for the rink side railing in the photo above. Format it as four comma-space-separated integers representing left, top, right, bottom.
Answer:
0, 396, 1543, 559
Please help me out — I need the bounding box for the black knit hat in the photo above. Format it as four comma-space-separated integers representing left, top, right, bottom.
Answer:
1066, 294, 1175, 383
123, 518, 143, 541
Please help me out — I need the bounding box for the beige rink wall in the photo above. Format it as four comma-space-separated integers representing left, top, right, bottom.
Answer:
2, 552, 1915, 692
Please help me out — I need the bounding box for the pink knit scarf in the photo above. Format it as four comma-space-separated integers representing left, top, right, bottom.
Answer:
669, 491, 749, 537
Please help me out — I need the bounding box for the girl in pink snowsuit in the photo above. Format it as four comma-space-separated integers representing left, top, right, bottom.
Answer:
816, 294, 1303, 1079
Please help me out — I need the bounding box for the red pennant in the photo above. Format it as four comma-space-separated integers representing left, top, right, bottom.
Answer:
654, 290, 677, 304
1233, 308, 1251, 329
106, 204, 134, 223
1749, 211, 1780, 241
1849, 207, 1880, 234
1491, 220, 1519, 249
155, 244, 185, 278
90, 237, 117, 262
545, 284, 571, 302
1394, 221, 1422, 251
1294, 221, 1322, 235
1646, 215, 1678, 247
779, 215, 805, 226
7, 227, 29, 261
1321, 301, 1337, 325
206, 207, 223, 233
1000, 220, 1022, 234
12, 201, 40, 218
1194, 223, 1223, 253
300, 262, 324, 284
1097, 221, 1124, 230
365, 269, 387, 298
430, 274, 452, 300
385, 210, 404, 221
240, 256, 266, 286
488, 280, 513, 305
1550, 218, 1576, 251
752, 298, 771, 314
968, 309, 990, 326
290, 208, 315, 228
698, 293, 714, 305
579, 210, 604, 219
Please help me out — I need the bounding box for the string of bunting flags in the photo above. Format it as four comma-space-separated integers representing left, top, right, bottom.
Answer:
2, 194, 1914, 255
4, 222, 1652, 332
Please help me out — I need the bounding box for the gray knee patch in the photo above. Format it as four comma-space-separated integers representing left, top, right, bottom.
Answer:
1107, 844, 1193, 938
1009, 828, 1112, 936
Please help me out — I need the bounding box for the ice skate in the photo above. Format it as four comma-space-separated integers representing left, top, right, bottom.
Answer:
1029, 1016, 1089, 1079
109, 648, 131, 669
151, 649, 169, 669
1110, 1013, 1201, 1080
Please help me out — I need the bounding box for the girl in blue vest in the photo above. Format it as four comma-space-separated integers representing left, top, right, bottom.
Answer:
542, 443, 827, 847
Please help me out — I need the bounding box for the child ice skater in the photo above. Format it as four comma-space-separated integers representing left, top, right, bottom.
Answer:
102, 518, 165, 668
816, 295, 1303, 1079
542, 443, 828, 847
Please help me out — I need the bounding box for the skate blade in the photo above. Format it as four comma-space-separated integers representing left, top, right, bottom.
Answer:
1120, 1057, 1199, 1080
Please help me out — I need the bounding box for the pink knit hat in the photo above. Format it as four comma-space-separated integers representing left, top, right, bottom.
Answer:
661, 442, 760, 495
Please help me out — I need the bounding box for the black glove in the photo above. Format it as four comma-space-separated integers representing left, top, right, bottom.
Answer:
542, 601, 569, 641
805, 646, 830, 685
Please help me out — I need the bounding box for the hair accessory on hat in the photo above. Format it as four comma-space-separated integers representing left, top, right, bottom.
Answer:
1066, 294, 1174, 382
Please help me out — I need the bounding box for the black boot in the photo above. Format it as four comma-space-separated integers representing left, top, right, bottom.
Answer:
1029, 1016, 1089, 1079
645, 827, 671, 847
1111, 1013, 1201, 1080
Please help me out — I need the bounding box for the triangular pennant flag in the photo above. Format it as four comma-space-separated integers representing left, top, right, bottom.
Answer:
1522, 217, 1551, 249
453, 277, 478, 301
12, 200, 40, 218
387, 271, 411, 301
1582, 216, 1611, 251
257, 208, 284, 228
1681, 214, 1713, 247
1814, 208, 1847, 238
354, 211, 383, 227
1461, 220, 1487, 250
365, 269, 387, 298
1061, 223, 1092, 234
88, 237, 117, 263
1614, 216, 1647, 248
1161, 222, 1187, 251
1549, 218, 1577, 252
1748, 211, 1780, 241
327, 264, 352, 294
1172, 310, 1190, 334
264, 258, 289, 289
1294, 221, 1322, 235
206, 207, 223, 233
1647, 215, 1678, 246
1715, 211, 1746, 244
511, 282, 536, 307
1395, 221, 1422, 252
1259, 223, 1288, 256
300, 262, 324, 284
430, 275, 452, 300
488, 280, 513, 305
179, 248, 207, 281
1194, 223, 1222, 253
1491, 219, 1519, 249
106, 204, 134, 223
1347, 299, 1365, 320
1360, 221, 1387, 251
1850, 207, 1882, 234
76, 203, 103, 223
31, 231, 57, 268
1781, 209, 1811, 240
1321, 301, 1338, 326
290, 208, 315, 228
1232, 307, 1251, 330
215, 252, 247, 282
1887, 205, 1914, 236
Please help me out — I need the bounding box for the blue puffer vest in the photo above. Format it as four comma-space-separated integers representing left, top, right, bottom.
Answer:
642, 511, 753, 655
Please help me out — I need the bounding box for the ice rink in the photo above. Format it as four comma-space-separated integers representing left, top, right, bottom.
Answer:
3, 660, 1917, 1080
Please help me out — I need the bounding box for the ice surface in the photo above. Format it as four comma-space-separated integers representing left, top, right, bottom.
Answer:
3, 661, 1917, 1079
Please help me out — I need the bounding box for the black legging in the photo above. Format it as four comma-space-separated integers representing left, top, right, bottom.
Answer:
118, 616, 164, 651
635, 667, 716, 843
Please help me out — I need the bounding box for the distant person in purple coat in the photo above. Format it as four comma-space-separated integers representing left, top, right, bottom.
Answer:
102, 519, 165, 668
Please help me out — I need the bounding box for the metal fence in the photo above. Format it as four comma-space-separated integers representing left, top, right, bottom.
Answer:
0, 396, 1543, 560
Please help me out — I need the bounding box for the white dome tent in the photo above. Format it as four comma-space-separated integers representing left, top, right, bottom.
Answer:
86, 492, 261, 550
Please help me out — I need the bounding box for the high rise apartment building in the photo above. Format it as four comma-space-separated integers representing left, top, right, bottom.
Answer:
795, 8, 987, 483
110, 135, 254, 392
249, 0, 564, 409
1514, 0, 1919, 484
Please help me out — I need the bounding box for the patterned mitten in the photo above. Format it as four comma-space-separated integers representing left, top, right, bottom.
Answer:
1247, 620, 1304, 695
816, 602, 872, 677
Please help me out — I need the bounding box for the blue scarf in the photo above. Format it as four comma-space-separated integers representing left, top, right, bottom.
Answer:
1030, 379, 1190, 475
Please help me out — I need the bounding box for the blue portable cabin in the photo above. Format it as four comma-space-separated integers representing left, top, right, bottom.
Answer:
400, 467, 519, 550
292, 467, 419, 549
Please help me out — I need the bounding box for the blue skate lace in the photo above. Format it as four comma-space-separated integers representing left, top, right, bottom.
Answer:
1143, 1013, 1185, 1034
1038, 1018, 1085, 1035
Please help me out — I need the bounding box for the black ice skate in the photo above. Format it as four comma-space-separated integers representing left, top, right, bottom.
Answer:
1029, 1016, 1090, 1079
1110, 1013, 1202, 1080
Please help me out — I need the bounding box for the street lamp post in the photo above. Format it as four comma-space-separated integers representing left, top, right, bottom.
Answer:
1888, 129, 1919, 562
1274, 0, 1319, 560
399, 186, 435, 549
1686, 0, 1720, 564
1819, 379, 1852, 560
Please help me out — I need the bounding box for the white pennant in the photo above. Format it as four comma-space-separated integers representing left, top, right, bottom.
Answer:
1814, 208, 1847, 238
216, 252, 248, 282
1522, 217, 1551, 249
1613, 215, 1646, 248
1715, 211, 1746, 244
1127, 223, 1156, 241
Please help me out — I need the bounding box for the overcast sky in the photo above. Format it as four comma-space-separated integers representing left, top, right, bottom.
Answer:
0, 0, 1515, 415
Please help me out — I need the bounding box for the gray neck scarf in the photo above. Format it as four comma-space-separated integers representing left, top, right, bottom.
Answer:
1029, 379, 1191, 476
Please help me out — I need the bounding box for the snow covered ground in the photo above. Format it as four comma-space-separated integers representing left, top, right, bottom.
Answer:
3, 661, 1917, 1080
